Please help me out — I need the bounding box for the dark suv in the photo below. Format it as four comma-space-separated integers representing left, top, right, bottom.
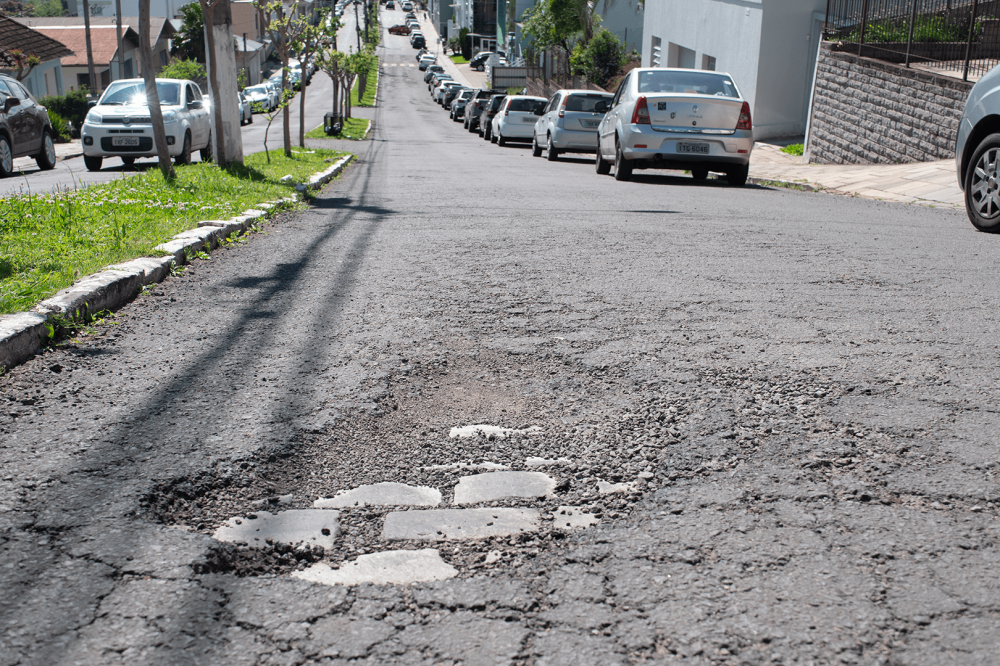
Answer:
464, 89, 505, 133
0, 74, 57, 177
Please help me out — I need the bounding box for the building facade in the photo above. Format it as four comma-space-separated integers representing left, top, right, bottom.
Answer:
641, 0, 826, 140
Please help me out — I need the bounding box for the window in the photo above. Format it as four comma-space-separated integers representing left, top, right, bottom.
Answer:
667, 42, 695, 69
0, 79, 12, 99
546, 94, 560, 114
651, 36, 661, 68
565, 94, 612, 112
702, 55, 716, 71
612, 72, 630, 106
9, 81, 30, 100
77, 73, 91, 90
637, 70, 740, 98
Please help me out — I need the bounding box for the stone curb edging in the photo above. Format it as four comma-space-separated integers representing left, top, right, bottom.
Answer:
0, 154, 355, 373
360, 119, 372, 140
748, 176, 823, 193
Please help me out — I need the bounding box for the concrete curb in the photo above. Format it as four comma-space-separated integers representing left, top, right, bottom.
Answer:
748, 176, 824, 192
0, 154, 355, 373
360, 120, 372, 140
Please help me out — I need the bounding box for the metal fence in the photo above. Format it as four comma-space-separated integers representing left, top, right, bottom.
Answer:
824, 0, 1000, 80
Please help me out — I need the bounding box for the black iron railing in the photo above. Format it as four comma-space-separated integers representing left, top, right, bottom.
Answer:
825, 0, 1000, 80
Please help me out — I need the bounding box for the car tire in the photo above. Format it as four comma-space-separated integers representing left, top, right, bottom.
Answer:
35, 131, 57, 170
484, 126, 491, 141
0, 134, 12, 178
691, 168, 708, 181
84, 154, 102, 172
614, 139, 632, 181
595, 145, 611, 175
496, 132, 505, 146
726, 164, 749, 187
532, 135, 542, 157
546, 135, 558, 161
175, 132, 192, 165
965, 133, 1000, 231
249, 113, 253, 124
200, 133, 213, 163
121, 156, 135, 166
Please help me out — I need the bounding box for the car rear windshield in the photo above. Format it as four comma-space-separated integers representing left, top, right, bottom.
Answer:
101, 81, 181, 106
508, 98, 545, 113
565, 94, 612, 112
637, 71, 739, 98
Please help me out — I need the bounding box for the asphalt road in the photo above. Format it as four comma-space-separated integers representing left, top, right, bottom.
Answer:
2, 12, 1000, 666
0, 8, 360, 199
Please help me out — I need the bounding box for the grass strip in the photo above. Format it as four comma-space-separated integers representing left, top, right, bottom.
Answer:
305, 117, 370, 140
0, 148, 349, 315
351, 56, 379, 107
450, 55, 468, 64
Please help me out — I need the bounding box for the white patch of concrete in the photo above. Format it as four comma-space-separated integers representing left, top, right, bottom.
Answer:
484, 549, 503, 564
453, 471, 556, 505
382, 508, 540, 541
422, 461, 510, 471
212, 509, 340, 549
552, 506, 600, 529
293, 548, 457, 586
314, 482, 442, 509
448, 424, 541, 439
597, 480, 636, 496
525, 456, 573, 468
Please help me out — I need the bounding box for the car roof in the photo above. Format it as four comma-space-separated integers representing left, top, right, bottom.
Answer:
555, 89, 613, 96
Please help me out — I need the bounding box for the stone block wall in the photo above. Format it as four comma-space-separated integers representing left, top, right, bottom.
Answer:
807, 43, 973, 165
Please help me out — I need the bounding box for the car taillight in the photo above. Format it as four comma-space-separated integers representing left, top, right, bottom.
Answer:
631, 96, 650, 124
558, 98, 566, 118
736, 102, 752, 130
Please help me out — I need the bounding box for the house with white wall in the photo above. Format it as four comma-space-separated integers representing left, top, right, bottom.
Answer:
0, 16, 74, 97
642, 0, 826, 140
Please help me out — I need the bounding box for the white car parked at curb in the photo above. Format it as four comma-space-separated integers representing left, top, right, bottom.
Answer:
532, 89, 613, 160
490, 95, 546, 146
81, 78, 211, 171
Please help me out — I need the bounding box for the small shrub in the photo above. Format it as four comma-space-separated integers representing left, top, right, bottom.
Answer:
47, 110, 72, 143
781, 143, 804, 157
159, 58, 207, 87
38, 87, 91, 137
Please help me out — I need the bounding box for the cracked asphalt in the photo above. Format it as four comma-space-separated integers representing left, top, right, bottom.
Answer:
2, 22, 1000, 666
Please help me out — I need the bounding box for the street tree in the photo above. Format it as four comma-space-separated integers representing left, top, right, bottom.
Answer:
6, 50, 40, 81
199, 0, 243, 166
137, 0, 175, 179
171, 3, 205, 63
293, 9, 337, 147
254, 0, 311, 157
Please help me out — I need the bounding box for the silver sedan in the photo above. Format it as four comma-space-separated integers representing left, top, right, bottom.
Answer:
956, 64, 1000, 231
595, 67, 754, 186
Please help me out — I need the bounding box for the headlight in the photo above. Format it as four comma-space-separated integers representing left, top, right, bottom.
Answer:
161, 110, 178, 124
85, 111, 102, 124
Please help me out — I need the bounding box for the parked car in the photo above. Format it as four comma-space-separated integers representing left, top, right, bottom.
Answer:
956, 64, 1000, 230
424, 65, 445, 82
532, 89, 613, 160
595, 67, 753, 185
450, 89, 475, 121
418, 55, 437, 71
243, 84, 275, 112
428, 72, 452, 90
388, 24, 410, 34
480, 93, 507, 140
80, 77, 212, 171
385, 0, 394, 8
239, 92, 254, 125
405, 11, 416, 18
402, 1, 413, 9
443, 85, 467, 109
435, 80, 462, 104
0, 73, 57, 177
411, 34, 425, 48
490, 95, 546, 146
464, 89, 504, 132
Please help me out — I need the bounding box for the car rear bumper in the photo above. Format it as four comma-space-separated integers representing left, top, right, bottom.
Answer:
551, 127, 599, 151
622, 126, 753, 167
497, 119, 536, 139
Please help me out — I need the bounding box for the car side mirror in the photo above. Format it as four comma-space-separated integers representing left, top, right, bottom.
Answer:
188, 99, 204, 109
87, 99, 98, 108
594, 100, 609, 113
3, 97, 20, 113
534, 108, 544, 116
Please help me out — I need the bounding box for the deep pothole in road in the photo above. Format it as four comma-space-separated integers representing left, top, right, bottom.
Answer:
140, 345, 895, 585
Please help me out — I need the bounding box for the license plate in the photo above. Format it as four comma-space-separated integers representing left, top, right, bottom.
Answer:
583, 120, 600, 128
677, 142, 709, 154
522, 117, 535, 122
112, 136, 140, 147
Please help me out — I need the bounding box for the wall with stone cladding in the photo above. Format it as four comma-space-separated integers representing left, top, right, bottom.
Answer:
807, 43, 973, 165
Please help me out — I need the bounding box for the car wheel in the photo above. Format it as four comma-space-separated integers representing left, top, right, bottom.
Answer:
35, 131, 57, 170
726, 164, 749, 187
175, 131, 191, 166
691, 168, 709, 181
84, 154, 102, 172
965, 133, 1000, 231
200, 132, 213, 162
496, 131, 504, 146
595, 145, 611, 175
546, 134, 558, 161
121, 156, 135, 166
477, 65, 485, 72
614, 139, 632, 181
0, 135, 12, 178
484, 126, 491, 141
532, 135, 542, 157
248, 113, 253, 124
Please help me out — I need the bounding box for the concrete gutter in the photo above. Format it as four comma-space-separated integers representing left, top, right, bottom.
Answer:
0, 154, 354, 373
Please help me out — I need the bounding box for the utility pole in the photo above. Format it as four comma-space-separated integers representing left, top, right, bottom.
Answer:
82, 0, 99, 94
114, 0, 125, 80
355, 0, 361, 49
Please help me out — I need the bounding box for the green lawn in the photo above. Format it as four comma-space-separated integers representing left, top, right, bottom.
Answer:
0, 148, 349, 315
450, 55, 468, 64
305, 117, 371, 140
351, 57, 380, 107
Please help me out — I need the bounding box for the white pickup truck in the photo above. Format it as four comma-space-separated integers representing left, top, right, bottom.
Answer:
81, 78, 212, 171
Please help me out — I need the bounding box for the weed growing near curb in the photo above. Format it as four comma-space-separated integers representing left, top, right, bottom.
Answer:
0, 148, 348, 315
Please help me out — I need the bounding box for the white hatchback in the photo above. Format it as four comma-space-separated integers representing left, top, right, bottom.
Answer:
490, 96, 546, 146
81, 78, 211, 171
532, 89, 613, 160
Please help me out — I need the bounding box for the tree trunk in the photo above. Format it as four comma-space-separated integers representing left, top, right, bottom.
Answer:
83, 0, 99, 94
114, 0, 125, 80
298, 62, 307, 147
138, 0, 175, 180
201, 0, 244, 165
281, 65, 291, 157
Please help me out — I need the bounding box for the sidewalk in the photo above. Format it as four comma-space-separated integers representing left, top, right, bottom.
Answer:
749, 142, 964, 210
407, 16, 487, 89
12, 138, 82, 171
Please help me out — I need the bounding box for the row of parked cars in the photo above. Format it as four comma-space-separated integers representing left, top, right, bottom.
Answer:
421, 61, 755, 186
387, 5, 425, 49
